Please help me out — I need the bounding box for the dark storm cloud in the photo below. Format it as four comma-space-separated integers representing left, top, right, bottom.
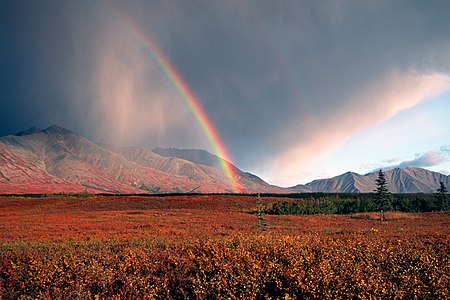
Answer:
1, 0, 102, 139
2, 0, 450, 182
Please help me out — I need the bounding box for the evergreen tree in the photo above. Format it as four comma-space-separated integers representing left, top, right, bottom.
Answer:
256, 194, 269, 231
436, 181, 449, 211
374, 169, 392, 221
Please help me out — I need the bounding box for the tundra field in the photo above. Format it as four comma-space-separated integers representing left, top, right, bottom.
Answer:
0, 195, 449, 299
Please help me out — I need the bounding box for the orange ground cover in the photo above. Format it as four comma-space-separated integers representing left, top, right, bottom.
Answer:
1, 195, 449, 299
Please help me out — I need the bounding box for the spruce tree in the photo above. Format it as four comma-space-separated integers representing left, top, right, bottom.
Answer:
374, 169, 391, 221
436, 181, 449, 211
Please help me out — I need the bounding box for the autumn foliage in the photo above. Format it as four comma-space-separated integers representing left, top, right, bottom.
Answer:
0, 195, 449, 299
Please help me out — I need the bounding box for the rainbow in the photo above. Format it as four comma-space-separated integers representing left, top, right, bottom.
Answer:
106, 1, 241, 192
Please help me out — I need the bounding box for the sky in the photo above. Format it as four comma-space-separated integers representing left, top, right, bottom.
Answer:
2, 0, 450, 187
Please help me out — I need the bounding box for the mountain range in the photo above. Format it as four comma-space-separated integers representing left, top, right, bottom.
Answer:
291, 168, 449, 193
0, 125, 448, 194
0, 126, 282, 194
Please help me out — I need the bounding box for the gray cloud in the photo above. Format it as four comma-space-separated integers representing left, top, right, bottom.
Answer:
384, 151, 448, 171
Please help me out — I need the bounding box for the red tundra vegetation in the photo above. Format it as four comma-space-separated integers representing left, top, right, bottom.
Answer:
0, 195, 449, 299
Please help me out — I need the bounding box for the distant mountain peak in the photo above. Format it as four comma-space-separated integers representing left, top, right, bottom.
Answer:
43, 125, 75, 135
343, 171, 358, 176
15, 125, 76, 137
15, 126, 42, 136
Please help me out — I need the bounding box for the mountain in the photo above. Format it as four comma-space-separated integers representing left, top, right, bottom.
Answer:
292, 167, 450, 193
0, 125, 281, 194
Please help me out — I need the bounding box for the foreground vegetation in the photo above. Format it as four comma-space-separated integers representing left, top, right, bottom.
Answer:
0, 195, 449, 299
2, 234, 448, 299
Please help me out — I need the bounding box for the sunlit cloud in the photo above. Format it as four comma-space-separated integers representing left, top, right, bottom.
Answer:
270, 71, 450, 186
